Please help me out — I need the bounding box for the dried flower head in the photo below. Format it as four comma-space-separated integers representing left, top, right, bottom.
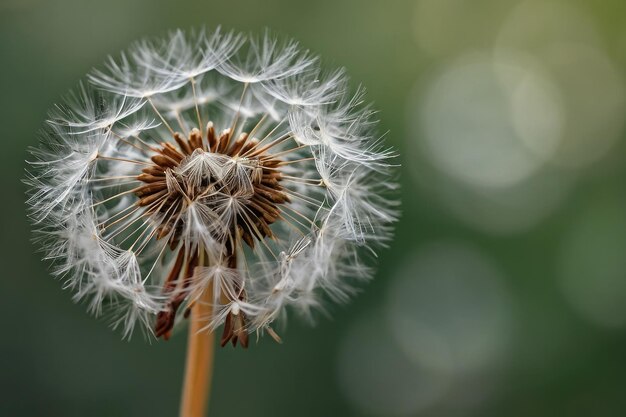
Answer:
25, 28, 398, 345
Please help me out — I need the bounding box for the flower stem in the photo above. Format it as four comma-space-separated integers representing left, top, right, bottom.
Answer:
179, 271, 214, 417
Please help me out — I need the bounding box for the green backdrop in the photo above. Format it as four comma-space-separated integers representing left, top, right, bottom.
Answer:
2, 0, 626, 416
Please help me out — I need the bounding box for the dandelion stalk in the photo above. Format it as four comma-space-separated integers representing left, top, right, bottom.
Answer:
180, 249, 215, 417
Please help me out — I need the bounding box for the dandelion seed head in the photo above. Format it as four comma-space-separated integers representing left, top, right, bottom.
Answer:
25, 28, 398, 345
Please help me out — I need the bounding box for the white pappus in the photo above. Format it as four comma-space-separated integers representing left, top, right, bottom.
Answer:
25, 28, 398, 346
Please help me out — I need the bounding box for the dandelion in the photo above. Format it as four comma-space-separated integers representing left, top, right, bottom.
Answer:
25, 28, 397, 417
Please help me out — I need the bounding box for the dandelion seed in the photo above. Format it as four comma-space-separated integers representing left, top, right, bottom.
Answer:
25, 27, 398, 417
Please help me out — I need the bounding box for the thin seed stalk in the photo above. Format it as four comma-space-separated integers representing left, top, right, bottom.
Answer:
179, 249, 214, 417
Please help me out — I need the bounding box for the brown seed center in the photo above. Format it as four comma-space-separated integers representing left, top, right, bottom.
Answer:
135, 122, 289, 250
136, 122, 290, 344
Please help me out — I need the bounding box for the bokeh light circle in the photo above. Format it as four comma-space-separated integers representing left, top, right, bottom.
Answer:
559, 198, 626, 328
337, 315, 450, 417
495, 0, 625, 168
386, 242, 512, 374
418, 51, 564, 189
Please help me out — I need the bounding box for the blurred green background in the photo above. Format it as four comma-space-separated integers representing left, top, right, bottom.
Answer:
2, 0, 626, 416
